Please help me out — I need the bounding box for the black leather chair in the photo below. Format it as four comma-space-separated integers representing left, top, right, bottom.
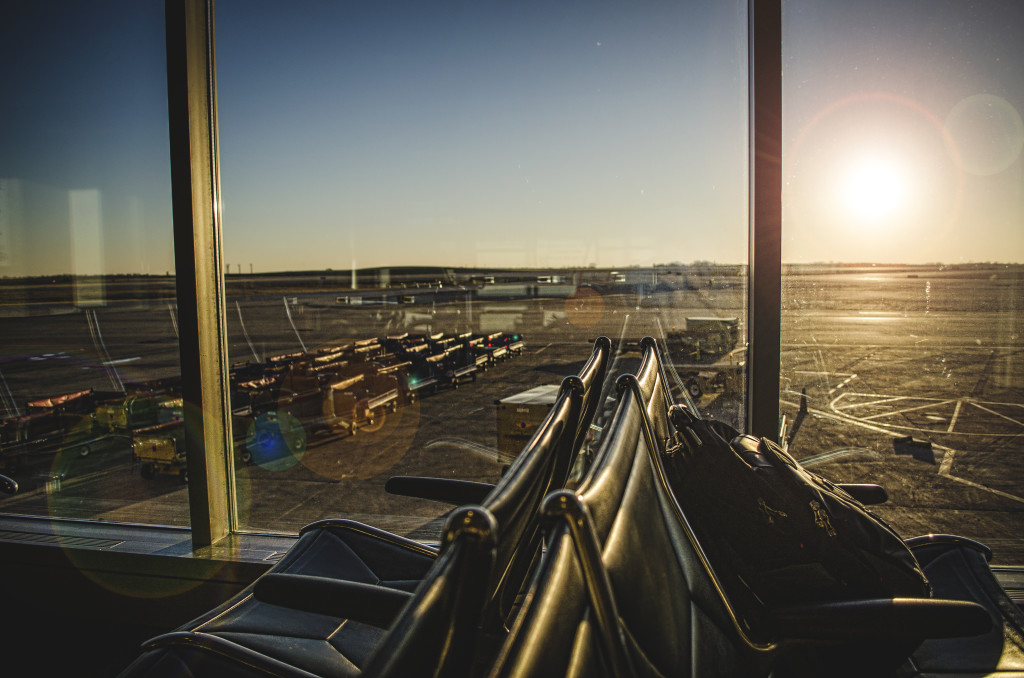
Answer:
488, 338, 992, 678
488, 354, 773, 677
387, 335, 612, 499
117, 338, 610, 678
632, 338, 993, 676
116, 504, 499, 678
897, 535, 1024, 676
382, 336, 611, 633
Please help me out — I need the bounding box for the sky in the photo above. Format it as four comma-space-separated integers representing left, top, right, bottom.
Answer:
782, 1, 1024, 264
0, 0, 1021, 276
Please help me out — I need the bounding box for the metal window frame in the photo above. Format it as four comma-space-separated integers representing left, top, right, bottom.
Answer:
747, 0, 783, 441
165, 0, 235, 547
164, 0, 783, 546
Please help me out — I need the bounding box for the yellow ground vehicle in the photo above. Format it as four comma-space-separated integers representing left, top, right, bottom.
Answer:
131, 421, 187, 483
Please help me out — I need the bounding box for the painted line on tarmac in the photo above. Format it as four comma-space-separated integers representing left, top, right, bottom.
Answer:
939, 472, 1024, 506
834, 395, 906, 410
828, 393, 1024, 437
969, 401, 1024, 428
858, 398, 959, 422
102, 357, 141, 365
829, 373, 858, 396
939, 448, 956, 475
781, 398, 1024, 506
947, 400, 963, 434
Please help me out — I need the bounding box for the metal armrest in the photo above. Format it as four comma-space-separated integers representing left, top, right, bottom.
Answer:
385, 476, 495, 506
905, 534, 993, 562
771, 597, 992, 641
253, 573, 414, 629
0, 474, 17, 494
836, 483, 888, 505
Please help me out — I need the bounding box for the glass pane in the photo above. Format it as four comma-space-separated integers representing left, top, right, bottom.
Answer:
217, 1, 750, 535
783, 1, 1024, 563
0, 2, 183, 524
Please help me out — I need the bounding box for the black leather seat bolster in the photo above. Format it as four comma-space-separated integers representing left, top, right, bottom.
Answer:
254, 574, 414, 629
901, 541, 1024, 675
771, 597, 991, 641
906, 534, 994, 564
124, 631, 329, 678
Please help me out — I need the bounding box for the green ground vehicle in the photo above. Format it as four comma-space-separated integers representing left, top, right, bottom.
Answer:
95, 395, 164, 432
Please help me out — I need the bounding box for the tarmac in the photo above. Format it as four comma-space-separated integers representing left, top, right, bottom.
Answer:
1, 268, 1021, 562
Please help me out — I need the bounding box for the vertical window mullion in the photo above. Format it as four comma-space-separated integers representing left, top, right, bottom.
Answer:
747, 0, 783, 441
165, 0, 235, 547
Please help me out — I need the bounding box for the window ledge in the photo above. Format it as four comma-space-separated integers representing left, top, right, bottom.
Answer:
0, 513, 297, 567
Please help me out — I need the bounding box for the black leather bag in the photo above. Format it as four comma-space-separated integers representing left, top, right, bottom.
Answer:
663, 405, 930, 610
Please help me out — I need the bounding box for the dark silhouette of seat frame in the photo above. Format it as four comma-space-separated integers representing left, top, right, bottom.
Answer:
488, 337, 991, 678
117, 337, 611, 678
117, 335, 1010, 677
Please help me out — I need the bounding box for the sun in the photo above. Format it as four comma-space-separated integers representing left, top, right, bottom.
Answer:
837, 152, 913, 224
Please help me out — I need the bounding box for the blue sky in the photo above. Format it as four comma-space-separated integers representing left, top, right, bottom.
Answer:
215, 0, 749, 271
0, 1, 171, 276
1, 0, 1021, 275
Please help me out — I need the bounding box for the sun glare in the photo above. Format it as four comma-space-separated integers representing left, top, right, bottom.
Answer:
838, 152, 912, 224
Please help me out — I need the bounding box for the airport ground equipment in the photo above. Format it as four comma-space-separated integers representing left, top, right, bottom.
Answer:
495, 384, 562, 459
94, 393, 164, 432
665, 316, 741, 360
1, 330, 528, 479
661, 316, 744, 400
0, 389, 111, 472
132, 420, 188, 483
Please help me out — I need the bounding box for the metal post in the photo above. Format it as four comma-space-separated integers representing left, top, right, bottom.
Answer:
747, 0, 783, 441
165, 0, 235, 547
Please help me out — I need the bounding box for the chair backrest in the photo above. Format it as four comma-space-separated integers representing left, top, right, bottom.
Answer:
124, 505, 499, 678
569, 335, 612, 472
479, 336, 610, 633
360, 505, 499, 678
487, 372, 644, 678
488, 342, 771, 678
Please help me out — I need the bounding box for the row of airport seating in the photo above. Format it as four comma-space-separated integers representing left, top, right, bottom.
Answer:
115, 337, 1022, 677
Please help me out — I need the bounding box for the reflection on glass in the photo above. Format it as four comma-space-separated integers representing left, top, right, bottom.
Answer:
782, 1, 1024, 563
216, 1, 750, 534
0, 1, 181, 524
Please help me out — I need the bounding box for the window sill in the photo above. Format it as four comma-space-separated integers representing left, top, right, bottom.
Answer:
0, 513, 297, 563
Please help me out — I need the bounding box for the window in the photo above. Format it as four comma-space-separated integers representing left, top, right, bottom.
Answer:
4, 1, 1016, 573
782, 0, 1024, 564
215, 0, 751, 533
0, 1, 184, 525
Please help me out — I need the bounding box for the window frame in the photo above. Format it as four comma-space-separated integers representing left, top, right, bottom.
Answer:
4, 0, 779, 551
166, 0, 235, 546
